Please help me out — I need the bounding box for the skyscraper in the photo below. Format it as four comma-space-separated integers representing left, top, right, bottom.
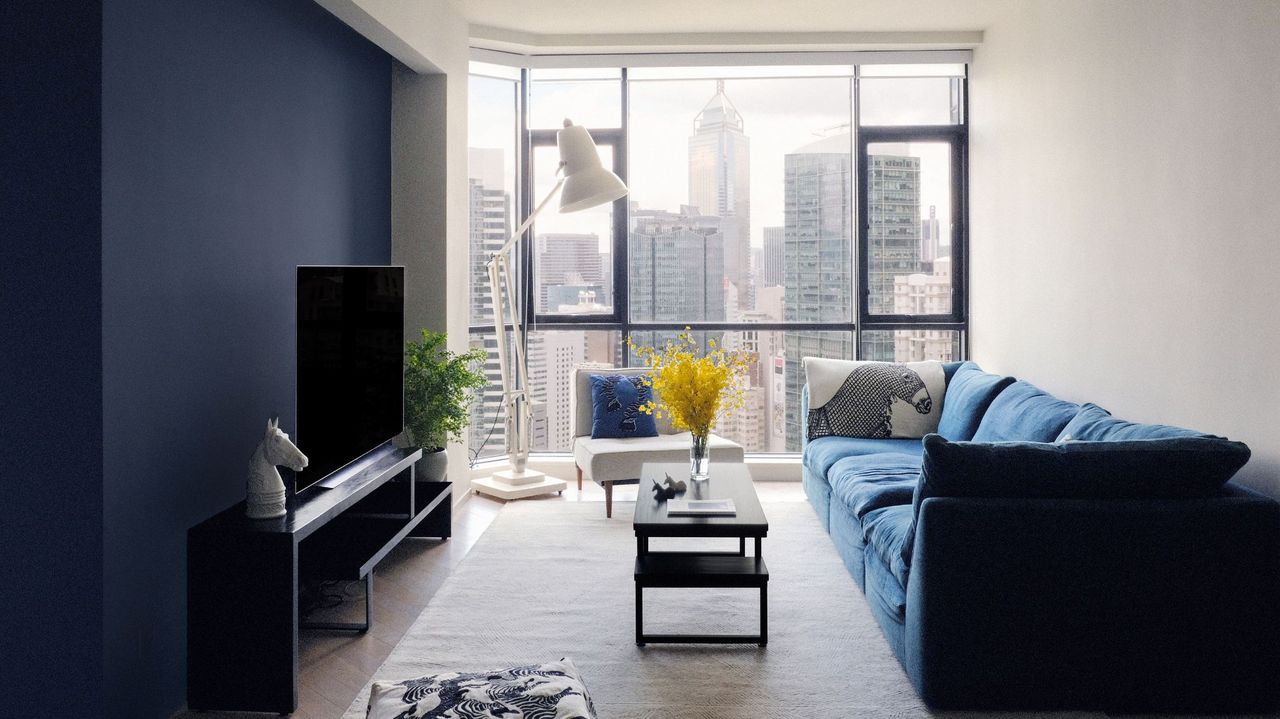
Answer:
536, 233, 604, 313
598, 250, 612, 302
467, 147, 512, 460
920, 204, 941, 269
866, 151, 923, 315
469, 148, 509, 327
879, 256, 959, 363
862, 149, 923, 360
761, 225, 784, 287
688, 80, 750, 302
629, 204, 726, 323
782, 133, 854, 450
526, 330, 586, 452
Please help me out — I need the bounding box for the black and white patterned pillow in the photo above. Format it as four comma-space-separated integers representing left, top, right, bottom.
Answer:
366, 658, 597, 719
804, 358, 946, 440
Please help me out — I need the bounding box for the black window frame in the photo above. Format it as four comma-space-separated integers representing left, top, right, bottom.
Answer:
855, 123, 969, 357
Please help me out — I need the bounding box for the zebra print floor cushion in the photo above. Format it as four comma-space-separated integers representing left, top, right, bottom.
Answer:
589, 373, 658, 439
366, 658, 597, 719
805, 358, 946, 440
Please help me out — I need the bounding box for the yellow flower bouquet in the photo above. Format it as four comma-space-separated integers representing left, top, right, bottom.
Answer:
629, 329, 749, 479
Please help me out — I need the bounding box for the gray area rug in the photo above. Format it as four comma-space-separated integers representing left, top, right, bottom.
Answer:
344, 499, 1110, 719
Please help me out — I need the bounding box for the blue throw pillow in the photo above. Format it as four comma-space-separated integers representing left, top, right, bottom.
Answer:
901, 433, 1252, 568
589, 374, 658, 439
971, 380, 1079, 443
935, 362, 1015, 441
1057, 403, 1209, 442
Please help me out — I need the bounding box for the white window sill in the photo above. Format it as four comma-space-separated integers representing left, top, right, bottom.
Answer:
468, 453, 803, 482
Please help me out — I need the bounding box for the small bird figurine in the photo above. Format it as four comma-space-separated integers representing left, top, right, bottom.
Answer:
650, 473, 688, 501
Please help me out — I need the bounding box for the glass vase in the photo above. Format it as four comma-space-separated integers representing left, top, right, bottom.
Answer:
689, 431, 710, 481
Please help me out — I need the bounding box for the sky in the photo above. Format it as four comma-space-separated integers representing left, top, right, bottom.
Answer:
469, 66, 961, 253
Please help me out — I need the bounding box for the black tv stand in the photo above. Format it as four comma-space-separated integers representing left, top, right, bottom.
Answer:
186, 443, 450, 715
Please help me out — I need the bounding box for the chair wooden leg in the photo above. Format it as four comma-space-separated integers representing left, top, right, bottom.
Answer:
576, 465, 583, 491
605, 482, 613, 518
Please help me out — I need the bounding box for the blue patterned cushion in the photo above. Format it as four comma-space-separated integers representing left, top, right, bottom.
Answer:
589, 374, 658, 439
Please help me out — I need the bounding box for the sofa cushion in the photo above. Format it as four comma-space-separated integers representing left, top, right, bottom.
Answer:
588, 374, 658, 439
803, 436, 923, 480
828, 453, 922, 521
804, 358, 946, 439
574, 367, 675, 438
971, 380, 1079, 443
1057, 402, 1209, 442
573, 432, 743, 481
918, 433, 1251, 503
864, 538, 909, 625
935, 362, 1015, 441
942, 360, 964, 384
863, 504, 914, 587
902, 433, 1253, 568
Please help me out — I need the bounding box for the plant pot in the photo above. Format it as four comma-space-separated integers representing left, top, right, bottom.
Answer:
415, 448, 449, 483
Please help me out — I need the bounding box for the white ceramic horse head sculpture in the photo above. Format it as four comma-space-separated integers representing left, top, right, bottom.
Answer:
245, 417, 308, 520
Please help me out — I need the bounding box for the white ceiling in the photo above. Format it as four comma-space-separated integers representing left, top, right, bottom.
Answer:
459, 0, 1004, 36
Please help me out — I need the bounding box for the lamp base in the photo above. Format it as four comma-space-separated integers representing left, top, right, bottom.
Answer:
473, 469, 567, 500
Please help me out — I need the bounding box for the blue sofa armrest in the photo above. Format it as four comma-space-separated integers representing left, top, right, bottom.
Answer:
905, 486, 1280, 713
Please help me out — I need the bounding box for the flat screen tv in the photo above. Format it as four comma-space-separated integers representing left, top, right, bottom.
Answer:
295, 266, 404, 493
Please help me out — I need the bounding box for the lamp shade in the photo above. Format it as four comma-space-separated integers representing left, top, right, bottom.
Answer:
557, 121, 628, 213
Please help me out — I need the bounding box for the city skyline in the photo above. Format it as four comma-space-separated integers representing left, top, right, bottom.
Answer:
471, 68, 958, 252
467, 71, 959, 455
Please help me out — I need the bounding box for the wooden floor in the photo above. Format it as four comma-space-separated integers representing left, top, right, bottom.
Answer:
178, 478, 805, 718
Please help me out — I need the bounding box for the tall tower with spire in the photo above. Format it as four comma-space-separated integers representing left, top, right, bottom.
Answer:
688, 80, 751, 304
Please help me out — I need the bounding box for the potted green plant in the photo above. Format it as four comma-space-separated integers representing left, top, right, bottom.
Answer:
403, 330, 488, 482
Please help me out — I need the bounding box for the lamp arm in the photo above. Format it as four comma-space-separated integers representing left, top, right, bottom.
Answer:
490, 175, 565, 264
485, 174, 565, 472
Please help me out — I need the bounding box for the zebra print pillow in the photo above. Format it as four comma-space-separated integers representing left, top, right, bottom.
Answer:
588, 374, 658, 439
804, 358, 946, 440
366, 658, 597, 719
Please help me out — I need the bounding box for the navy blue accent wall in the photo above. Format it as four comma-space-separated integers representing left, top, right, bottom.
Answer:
0, 2, 104, 715
101, 0, 391, 715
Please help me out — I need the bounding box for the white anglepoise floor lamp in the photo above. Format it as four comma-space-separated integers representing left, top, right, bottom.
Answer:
472, 119, 629, 500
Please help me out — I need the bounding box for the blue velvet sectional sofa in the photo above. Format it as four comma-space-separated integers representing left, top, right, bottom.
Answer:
802, 361, 1280, 712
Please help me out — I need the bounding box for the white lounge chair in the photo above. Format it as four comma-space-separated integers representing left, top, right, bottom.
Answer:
570, 367, 745, 517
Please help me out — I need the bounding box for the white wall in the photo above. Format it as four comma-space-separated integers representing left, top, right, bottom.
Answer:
970, 0, 1280, 496
316, 0, 475, 500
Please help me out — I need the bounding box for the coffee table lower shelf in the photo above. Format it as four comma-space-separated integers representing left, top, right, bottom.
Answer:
634, 553, 769, 647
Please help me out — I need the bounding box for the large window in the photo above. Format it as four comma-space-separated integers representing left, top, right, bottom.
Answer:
468, 58, 968, 456
467, 64, 519, 462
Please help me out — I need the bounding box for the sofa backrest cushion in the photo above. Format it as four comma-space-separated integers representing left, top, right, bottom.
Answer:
902, 433, 1252, 568
1057, 403, 1209, 442
942, 361, 964, 384
804, 358, 946, 439
971, 380, 1079, 443
935, 362, 1015, 441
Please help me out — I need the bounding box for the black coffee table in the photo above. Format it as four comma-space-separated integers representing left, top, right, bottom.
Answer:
633, 462, 769, 647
